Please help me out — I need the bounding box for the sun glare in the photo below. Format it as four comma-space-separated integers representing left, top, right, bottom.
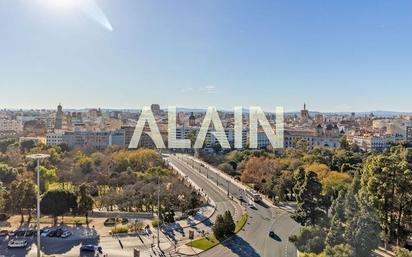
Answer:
43, 0, 81, 9
40, 0, 113, 31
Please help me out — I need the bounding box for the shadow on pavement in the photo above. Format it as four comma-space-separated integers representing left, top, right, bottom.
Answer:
41, 236, 100, 255
200, 217, 212, 227
221, 235, 260, 257
257, 201, 270, 209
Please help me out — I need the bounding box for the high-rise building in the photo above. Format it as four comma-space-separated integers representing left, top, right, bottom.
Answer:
55, 103, 63, 129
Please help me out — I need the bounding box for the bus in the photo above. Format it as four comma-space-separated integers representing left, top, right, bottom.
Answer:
245, 189, 262, 202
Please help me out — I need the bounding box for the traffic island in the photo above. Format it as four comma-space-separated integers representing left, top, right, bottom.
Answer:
182, 212, 249, 254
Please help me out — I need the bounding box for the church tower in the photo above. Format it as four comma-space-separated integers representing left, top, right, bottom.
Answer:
300, 103, 310, 123
189, 112, 196, 126
55, 103, 63, 130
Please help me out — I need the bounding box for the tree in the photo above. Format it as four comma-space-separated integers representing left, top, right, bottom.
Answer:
223, 211, 235, 236
324, 244, 354, 257
218, 163, 235, 176
396, 248, 412, 257
40, 189, 77, 225
339, 137, 350, 150
6, 179, 36, 223
359, 146, 412, 247
186, 191, 201, 213
38, 166, 57, 192
331, 149, 362, 172
0, 163, 18, 184
20, 140, 36, 152
241, 157, 284, 186
212, 211, 235, 241
77, 184, 94, 226
325, 215, 345, 247
290, 226, 326, 254
292, 171, 327, 226
345, 205, 380, 257
323, 171, 380, 257
160, 201, 175, 224
213, 215, 226, 240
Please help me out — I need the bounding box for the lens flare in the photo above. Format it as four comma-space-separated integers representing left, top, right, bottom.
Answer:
79, 0, 113, 32
42, 0, 113, 31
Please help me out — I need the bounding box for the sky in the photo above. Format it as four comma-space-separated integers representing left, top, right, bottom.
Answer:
0, 0, 412, 112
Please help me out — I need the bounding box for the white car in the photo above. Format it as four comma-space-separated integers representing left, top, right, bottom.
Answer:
248, 200, 256, 209
8, 239, 28, 248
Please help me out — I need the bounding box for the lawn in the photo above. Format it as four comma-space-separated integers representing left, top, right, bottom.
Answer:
23, 215, 90, 225
186, 236, 219, 250
235, 213, 248, 233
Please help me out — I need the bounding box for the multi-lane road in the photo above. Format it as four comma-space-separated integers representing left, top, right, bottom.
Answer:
167, 154, 300, 257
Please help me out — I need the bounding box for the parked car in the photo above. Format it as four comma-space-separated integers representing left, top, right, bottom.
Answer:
55, 229, 63, 237
8, 239, 28, 249
40, 229, 50, 237
8, 231, 16, 237
80, 245, 102, 253
0, 230, 8, 237
15, 231, 26, 237
26, 230, 35, 237
61, 231, 72, 238
269, 231, 275, 238
47, 230, 57, 237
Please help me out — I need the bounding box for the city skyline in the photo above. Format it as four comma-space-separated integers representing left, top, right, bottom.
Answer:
1, 0, 412, 111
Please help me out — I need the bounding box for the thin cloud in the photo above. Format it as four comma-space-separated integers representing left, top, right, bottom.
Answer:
202, 85, 217, 94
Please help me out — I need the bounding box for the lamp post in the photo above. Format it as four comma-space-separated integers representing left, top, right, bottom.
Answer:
157, 176, 160, 248
26, 154, 50, 257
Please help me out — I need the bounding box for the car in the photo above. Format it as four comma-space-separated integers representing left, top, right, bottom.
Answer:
7, 239, 28, 248
47, 230, 57, 237
26, 230, 35, 237
0, 230, 8, 237
248, 202, 256, 209
15, 231, 26, 237
40, 229, 50, 237
61, 231, 72, 238
8, 231, 16, 237
269, 231, 275, 238
55, 229, 64, 237
80, 245, 102, 253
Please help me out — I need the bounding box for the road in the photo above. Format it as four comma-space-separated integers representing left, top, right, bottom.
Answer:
167, 155, 300, 257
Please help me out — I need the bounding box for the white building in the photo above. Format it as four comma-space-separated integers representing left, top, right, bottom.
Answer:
0, 119, 22, 132
257, 125, 342, 150
174, 125, 247, 149
46, 132, 64, 146
350, 134, 404, 152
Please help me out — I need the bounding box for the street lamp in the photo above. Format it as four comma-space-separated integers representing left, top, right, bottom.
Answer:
157, 176, 161, 248
26, 154, 50, 257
